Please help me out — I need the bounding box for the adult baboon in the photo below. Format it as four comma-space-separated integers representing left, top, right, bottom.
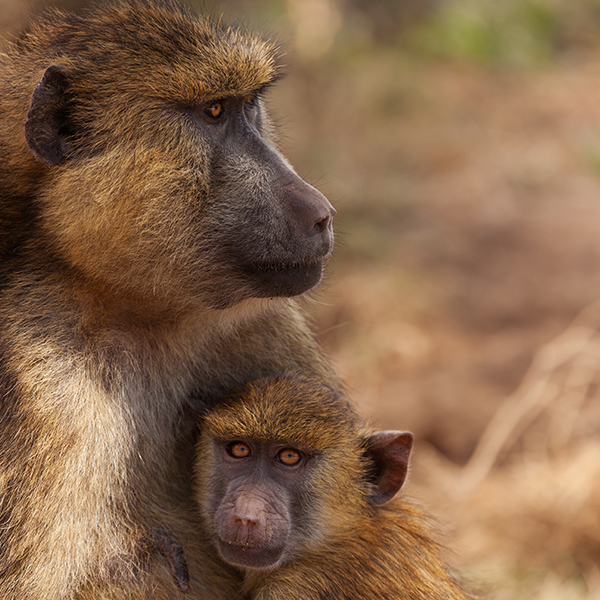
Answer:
194, 374, 475, 600
0, 1, 336, 598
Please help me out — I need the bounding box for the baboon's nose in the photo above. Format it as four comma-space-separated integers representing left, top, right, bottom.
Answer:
232, 496, 264, 530
233, 515, 258, 527
229, 499, 268, 546
282, 173, 335, 238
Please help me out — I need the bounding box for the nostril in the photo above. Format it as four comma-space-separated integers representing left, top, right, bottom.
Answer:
314, 211, 334, 233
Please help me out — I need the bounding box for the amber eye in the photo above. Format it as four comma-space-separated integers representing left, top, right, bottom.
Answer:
205, 101, 223, 119
228, 442, 251, 458
278, 448, 301, 466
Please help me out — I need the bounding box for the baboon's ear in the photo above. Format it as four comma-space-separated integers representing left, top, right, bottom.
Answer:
364, 430, 413, 505
25, 65, 72, 166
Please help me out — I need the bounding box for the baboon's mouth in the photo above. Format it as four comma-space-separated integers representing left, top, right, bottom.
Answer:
222, 540, 253, 548
216, 538, 285, 569
250, 259, 322, 273
241, 258, 325, 298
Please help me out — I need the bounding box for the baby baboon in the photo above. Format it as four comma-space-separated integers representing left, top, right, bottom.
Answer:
194, 374, 475, 600
0, 2, 337, 598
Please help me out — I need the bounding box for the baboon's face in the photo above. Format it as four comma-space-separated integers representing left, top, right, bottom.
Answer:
195, 375, 414, 570
23, 8, 335, 310
184, 94, 336, 307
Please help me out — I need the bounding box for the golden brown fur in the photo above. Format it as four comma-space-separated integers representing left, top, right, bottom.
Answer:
0, 2, 335, 598
195, 375, 474, 600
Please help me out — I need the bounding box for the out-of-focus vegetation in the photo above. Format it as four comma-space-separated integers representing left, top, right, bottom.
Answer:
3, 0, 600, 597
406, 0, 600, 66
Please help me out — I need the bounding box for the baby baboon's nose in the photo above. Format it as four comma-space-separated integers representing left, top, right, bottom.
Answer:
233, 515, 259, 527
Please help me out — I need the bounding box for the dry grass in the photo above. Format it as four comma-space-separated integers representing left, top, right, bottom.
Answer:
408, 304, 600, 598
463, 300, 600, 491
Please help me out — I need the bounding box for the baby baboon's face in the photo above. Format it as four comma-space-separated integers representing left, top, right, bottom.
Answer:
194, 376, 414, 572
203, 437, 311, 569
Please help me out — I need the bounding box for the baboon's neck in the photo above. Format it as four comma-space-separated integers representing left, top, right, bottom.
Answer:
2, 249, 278, 399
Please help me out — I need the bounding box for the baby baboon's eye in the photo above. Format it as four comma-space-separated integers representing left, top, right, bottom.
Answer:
205, 101, 223, 120
277, 448, 301, 466
228, 441, 251, 458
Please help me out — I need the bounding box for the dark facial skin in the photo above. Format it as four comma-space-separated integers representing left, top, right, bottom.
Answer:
190, 94, 336, 304
205, 437, 315, 570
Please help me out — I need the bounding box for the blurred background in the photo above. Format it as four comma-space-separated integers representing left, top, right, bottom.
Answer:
4, 0, 600, 597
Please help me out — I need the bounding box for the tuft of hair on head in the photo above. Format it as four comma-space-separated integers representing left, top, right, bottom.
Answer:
203, 371, 361, 451
17, 0, 286, 103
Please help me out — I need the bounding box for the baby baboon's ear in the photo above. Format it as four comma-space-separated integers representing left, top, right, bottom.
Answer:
364, 430, 413, 505
25, 65, 72, 166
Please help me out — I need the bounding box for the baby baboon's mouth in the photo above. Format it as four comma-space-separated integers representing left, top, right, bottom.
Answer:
216, 538, 285, 569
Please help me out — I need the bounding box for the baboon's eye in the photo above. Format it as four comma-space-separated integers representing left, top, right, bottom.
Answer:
277, 448, 301, 466
205, 101, 223, 120
228, 442, 251, 458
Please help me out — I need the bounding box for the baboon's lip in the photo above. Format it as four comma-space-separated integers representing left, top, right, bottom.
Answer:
239, 255, 327, 298
216, 538, 285, 569
250, 258, 322, 273
221, 539, 258, 549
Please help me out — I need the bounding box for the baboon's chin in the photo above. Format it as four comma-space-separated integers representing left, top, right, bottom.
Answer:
244, 260, 324, 299
203, 260, 325, 309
